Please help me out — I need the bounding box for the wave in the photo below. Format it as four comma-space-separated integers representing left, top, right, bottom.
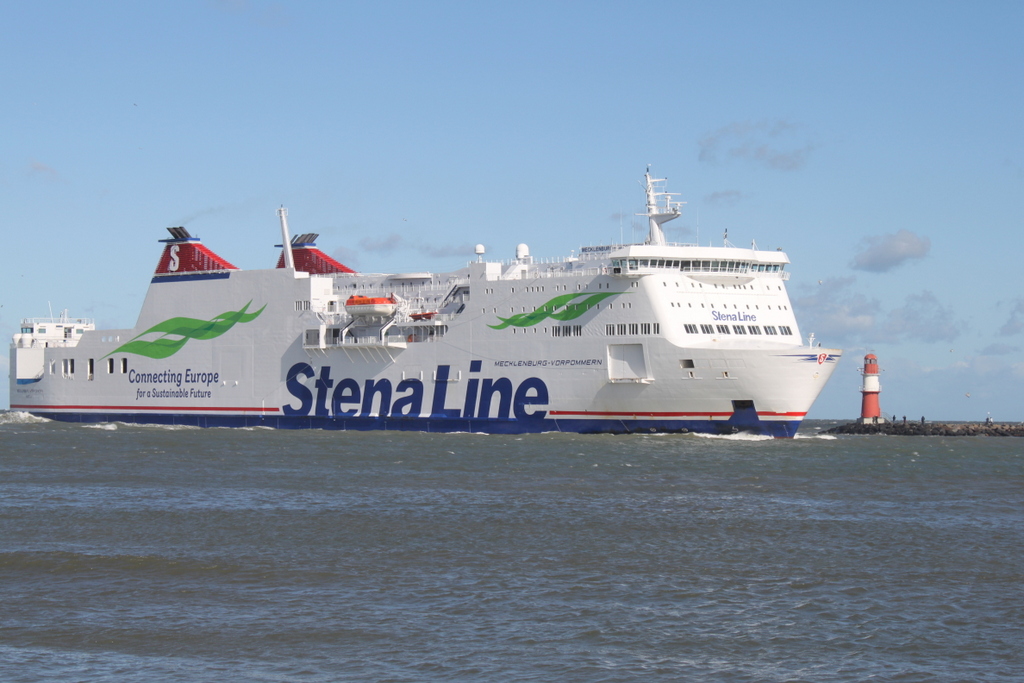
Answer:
125, 422, 201, 431
0, 410, 51, 425
0, 550, 240, 577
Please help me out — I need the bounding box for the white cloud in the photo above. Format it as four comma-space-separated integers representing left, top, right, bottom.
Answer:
882, 291, 961, 343
850, 229, 930, 272
698, 120, 815, 171
979, 343, 1019, 356
998, 298, 1024, 336
793, 277, 879, 343
795, 280, 963, 346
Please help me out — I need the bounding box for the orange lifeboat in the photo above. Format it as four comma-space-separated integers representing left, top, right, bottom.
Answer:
409, 311, 438, 321
345, 295, 397, 317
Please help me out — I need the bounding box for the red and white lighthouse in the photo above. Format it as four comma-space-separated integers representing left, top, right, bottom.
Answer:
858, 353, 886, 424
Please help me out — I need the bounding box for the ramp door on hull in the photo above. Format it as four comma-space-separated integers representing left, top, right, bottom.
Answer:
607, 343, 649, 382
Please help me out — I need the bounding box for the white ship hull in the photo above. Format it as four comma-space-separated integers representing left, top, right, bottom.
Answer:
10, 174, 841, 437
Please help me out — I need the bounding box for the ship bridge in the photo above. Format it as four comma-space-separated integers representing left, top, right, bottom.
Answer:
608, 244, 790, 280
13, 315, 95, 349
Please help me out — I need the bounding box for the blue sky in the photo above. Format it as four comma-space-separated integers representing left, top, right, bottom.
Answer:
2, 1, 1022, 419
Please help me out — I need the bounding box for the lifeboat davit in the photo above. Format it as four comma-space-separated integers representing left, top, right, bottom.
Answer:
345, 295, 397, 317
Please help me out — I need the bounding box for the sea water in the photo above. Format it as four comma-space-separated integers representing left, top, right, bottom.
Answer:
1, 412, 1020, 682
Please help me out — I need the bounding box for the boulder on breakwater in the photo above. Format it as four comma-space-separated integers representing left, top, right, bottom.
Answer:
826, 421, 1024, 437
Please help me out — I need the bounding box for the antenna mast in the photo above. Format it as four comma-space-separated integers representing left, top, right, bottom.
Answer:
638, 167, 684, 245
278, 206, 295, 270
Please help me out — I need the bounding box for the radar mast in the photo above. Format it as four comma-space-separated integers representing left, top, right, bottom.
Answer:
639, 168, 684, 245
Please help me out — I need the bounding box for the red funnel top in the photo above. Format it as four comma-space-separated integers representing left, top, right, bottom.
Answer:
154, 228, 237, 276
276, 233, 355, 274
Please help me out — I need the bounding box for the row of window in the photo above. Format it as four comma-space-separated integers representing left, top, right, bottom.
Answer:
21, 326, 84, 337
682, 324, 794, 336
488, 282, 620, 295
612, 258, 785, 274
531, 321, 793, 338
491, 301, 634, 316
606, 323, 661, 336
534, 320, 793, 338
670, 301, 790, 311
54, 357, 128, 379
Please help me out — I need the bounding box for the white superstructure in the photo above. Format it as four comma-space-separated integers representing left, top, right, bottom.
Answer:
10, 171, 841, 437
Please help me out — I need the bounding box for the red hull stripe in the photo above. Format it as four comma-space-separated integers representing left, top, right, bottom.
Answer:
548, 410, 807, 418
11, 404, 280, 413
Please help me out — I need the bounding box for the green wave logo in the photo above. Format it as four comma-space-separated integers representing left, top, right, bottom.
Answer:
489, 291, 626, 329
104, 301, 267, 359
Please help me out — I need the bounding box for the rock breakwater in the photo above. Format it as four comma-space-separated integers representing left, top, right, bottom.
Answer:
826, 421, 1024, 437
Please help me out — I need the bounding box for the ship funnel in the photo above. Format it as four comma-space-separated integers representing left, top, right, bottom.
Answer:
275, 233, 356, 274
153, 227, 238, 278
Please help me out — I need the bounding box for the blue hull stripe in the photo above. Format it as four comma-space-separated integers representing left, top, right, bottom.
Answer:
26, 411, 802, 438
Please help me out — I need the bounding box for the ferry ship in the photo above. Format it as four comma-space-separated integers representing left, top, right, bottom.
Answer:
9, 171, 841, 437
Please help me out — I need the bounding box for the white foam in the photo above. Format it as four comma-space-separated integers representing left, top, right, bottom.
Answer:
691, 431, 775, 441
128, 422, 201, 431
0, 411, 51, 425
